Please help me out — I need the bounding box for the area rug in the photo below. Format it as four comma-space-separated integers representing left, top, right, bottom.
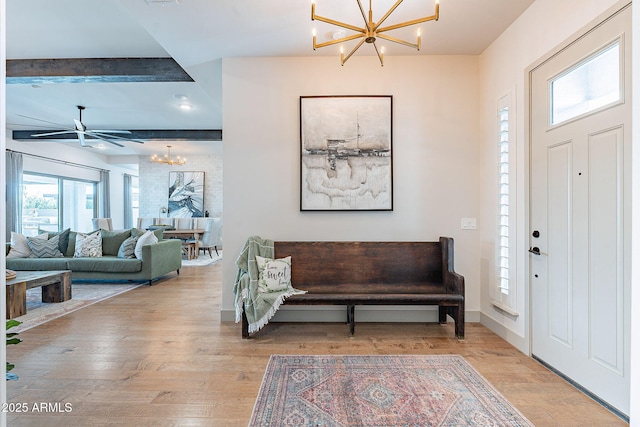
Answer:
181, 251, 222, 267
250, 354, 534, 427
13, 283, 143, 333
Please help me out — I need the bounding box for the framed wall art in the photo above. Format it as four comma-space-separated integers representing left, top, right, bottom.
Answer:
168, 171, 205, 218
300, 95, 393, 211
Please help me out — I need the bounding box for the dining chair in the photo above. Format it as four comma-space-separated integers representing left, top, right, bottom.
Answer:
92, 218, 113, 231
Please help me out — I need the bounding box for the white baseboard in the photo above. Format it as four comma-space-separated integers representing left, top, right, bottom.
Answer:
480, 312, 528, 354
220, 306, 480, 323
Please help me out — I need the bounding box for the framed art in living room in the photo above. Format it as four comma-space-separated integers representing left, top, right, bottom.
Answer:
168, 171, 205, 218
300, 95, 393, 211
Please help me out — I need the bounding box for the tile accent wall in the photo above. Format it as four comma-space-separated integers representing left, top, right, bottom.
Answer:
138, 154, 223, 220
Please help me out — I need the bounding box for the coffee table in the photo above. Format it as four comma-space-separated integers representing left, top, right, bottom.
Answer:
5, 270, 72, 319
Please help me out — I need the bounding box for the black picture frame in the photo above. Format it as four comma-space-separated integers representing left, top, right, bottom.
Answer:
300, 95, 393, 211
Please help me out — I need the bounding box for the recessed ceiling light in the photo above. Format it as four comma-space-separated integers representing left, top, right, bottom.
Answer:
178, 103, 192, 111
173, 94, 188, 100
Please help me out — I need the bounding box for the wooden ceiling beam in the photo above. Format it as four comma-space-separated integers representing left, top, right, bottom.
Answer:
6, 58, 194, 84
12, 129, 222, 141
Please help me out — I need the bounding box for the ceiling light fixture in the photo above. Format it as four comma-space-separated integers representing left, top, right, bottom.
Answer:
311, 0, 439, 66
178, 103, 192, 111
151, 145, 186, 166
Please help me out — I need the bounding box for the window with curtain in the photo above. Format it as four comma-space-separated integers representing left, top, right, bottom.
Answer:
22, 173, 97, 235
123, 173, 139, 229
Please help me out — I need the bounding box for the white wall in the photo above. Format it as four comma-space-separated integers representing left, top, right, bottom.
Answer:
477, 0, 624, 352
6, 137, 136, 230
138, 153, 223, 220
221, 55, 482, 322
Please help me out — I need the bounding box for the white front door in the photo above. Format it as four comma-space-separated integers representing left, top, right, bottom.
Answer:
529, 4, 631, 416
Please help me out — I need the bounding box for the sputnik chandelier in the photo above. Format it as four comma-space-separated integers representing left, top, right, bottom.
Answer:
312, 0, 439, 66
151, 145, 186, 166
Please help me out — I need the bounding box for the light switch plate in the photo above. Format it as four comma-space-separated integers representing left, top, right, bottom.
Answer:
461, 218, 477, 230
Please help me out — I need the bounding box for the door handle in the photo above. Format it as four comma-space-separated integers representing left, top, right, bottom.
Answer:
528, 246, 541, 255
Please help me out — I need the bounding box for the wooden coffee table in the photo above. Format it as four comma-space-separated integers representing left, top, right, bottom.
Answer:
5, 270, 72, 319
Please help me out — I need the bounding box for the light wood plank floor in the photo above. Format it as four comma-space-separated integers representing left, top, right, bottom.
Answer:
6, 262, 627, 426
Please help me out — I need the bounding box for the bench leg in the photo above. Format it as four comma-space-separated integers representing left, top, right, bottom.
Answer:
451, 304, 465, 339
347, 305, 355, 335
438, 306, 448, 324
242, 311, 250, 339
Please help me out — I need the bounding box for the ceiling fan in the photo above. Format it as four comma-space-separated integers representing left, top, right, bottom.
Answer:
23, 105, 144, 148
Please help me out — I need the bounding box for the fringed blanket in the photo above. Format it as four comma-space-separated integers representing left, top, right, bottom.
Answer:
234, 236, 306, 334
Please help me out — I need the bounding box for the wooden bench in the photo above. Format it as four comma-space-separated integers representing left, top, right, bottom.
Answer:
242, 237, 465, 339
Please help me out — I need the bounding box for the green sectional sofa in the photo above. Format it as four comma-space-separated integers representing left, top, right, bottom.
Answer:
6, 228, 183, 286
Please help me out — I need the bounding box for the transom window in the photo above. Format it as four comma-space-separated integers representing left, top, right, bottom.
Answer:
550, 41, 621, 126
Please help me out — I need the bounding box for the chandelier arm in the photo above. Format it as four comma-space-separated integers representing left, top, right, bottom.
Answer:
312, 13, 365, 33
373, 42, 384, 67
376, 33, 419, 50
377, 14, 438, 33
314, 33, 365, 50
341, 38, 367, 66
373, 0, 405, 31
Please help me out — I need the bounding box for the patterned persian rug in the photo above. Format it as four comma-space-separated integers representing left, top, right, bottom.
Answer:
13, 283, 143, 333
250, 354, 534, 427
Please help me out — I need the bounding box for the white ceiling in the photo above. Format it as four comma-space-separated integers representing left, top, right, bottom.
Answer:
5, 0, 535, 158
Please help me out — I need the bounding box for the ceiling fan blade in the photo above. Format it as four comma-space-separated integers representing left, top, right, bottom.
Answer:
76, 130, 88, 146
74, 119, 87, 132
91, 134, 125, 147
31, 130, 76, 137
16, 114, 68, 128
89, 131, 145, 144
90, 129, 132, 134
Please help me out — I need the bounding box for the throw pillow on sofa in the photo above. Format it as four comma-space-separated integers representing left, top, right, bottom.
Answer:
27, 234, 64, 258
134, 230, 158, 259
101, 229, 132, 256
39, 228, 70, 255
7, 232, 47, 258
74, 231, 103, 258
117, 235, 139, 259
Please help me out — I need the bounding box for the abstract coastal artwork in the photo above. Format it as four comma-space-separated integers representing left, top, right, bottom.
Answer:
300, 95, 392, 211
168, 171, 205, 218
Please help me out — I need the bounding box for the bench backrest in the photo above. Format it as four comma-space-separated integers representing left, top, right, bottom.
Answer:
274, 241, 446, 294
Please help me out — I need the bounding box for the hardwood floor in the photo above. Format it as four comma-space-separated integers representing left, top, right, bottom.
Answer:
6, 262, 627, 426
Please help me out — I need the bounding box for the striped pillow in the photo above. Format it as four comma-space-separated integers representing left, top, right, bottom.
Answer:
26, 234, 64, 258
117, 236, 139, 259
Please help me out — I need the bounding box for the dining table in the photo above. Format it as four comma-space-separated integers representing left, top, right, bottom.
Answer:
161, 229, 205, 259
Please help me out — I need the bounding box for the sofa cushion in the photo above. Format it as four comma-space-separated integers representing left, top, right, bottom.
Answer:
134, 230, 158, 259
74, 231, 103, 258
66, 256, 142, 273
27, 234, 64, 258
117, 236, 139, 259
7, 232, 48, 258
101, 229, 131, 256
6, 257, 69, 271
40, 228, 71, 254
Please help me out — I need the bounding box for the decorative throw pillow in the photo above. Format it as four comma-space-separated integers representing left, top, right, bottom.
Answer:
7, 232, 47, 258
134, 230, 158, 259
256, 255, 292, 293
101, 229, 132, 256
40, 228, 70, 255
118, 236, 139, 259
27, 234, 63, 258
74, 231, 103, 258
